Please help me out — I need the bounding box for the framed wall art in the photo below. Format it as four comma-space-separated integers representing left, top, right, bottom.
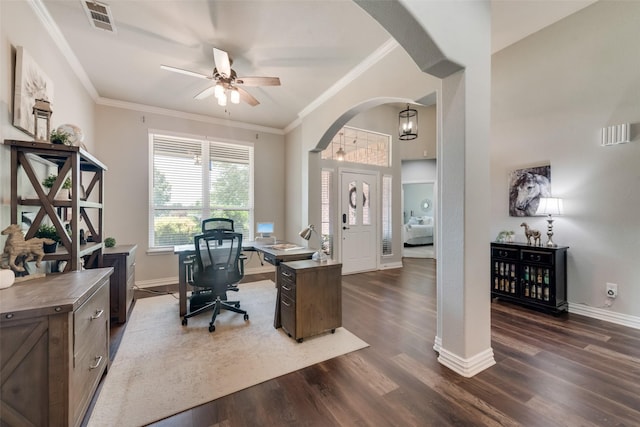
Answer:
508, 165, 551, 217
13, 46, 54, 139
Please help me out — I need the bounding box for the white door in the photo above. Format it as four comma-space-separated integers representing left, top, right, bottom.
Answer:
340, 171, 377, 274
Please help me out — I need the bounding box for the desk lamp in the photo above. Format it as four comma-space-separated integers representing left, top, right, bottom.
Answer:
299, 224, 328, 262
536, 197, 563, 247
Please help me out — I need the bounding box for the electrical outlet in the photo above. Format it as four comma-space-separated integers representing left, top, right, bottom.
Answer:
606, 282, 618, 298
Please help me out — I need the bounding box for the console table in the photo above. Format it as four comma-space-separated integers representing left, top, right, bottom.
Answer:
0, 269, 113, 427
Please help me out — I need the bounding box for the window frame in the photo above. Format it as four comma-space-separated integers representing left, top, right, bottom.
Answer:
148, 130, 254, 251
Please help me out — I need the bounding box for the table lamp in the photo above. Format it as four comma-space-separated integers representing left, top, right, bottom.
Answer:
536, 197, 563, 247
299, 224, 328, 262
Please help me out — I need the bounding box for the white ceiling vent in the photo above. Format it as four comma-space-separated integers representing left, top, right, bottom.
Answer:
82, 1, 117, 33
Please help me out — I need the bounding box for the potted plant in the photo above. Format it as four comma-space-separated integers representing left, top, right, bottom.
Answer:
42, 174, 72, 199
50, 129, 71, 145
35, 224, 60, 253
104, 237, 116, 248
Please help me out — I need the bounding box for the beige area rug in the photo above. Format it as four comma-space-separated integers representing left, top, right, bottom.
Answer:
88, 280, 368, 427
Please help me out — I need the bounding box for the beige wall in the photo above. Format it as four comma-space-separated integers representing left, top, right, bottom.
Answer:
1, 1, 95, 248
94, 104, 285, 283
399, 105, 436, 161
491, 1, 640, 319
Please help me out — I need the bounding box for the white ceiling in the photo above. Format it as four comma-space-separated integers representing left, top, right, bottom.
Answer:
39, 0, 596, 132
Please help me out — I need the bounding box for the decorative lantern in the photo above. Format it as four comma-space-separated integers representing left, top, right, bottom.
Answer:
398, 103, 418, 141
33, 99, 52, 142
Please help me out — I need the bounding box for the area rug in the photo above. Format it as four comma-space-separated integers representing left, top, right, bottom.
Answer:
87, 280, 368, 427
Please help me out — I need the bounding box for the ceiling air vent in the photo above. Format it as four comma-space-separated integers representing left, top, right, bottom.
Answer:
82, 1, 116, 33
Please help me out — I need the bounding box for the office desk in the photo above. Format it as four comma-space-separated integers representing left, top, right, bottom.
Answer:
173, 241, 315, 317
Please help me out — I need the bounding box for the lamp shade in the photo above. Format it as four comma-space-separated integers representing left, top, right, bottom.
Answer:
536, 197, 563, 216
299, 225, 314, 240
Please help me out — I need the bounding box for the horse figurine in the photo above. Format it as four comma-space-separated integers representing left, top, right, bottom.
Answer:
1, 224, 55, 272
520, 222, 541, 246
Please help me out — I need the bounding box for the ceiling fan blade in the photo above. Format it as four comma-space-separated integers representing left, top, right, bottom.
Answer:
194, 86, 216, 100
213, 47, 231, 78
237, 87, 260, 107
160, 64, 210, 80
236, 76, 281, 87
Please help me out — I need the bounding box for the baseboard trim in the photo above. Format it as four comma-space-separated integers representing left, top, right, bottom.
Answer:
379, 261, 403, 270
568, 302, 640, 330
433, 335, 442, 353
135, 265, 275, 289
437, 347, 496, 378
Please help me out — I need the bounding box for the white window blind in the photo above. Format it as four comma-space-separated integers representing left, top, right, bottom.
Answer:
149, 133, 253, 248
382, 175, 392, 255
321, 169, 333, 257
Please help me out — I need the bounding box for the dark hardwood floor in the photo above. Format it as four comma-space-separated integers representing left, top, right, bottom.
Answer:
91, 259, 640, 426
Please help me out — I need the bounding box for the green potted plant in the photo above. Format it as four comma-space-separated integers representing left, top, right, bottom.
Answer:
35, 224, 60, 253
104, 237, 116, 248
50, 129, 71, 145
42, 174, 72, 199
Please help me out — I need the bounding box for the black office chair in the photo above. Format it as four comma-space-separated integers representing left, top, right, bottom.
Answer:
181, 230, 249, 332
201, 217, 234, 234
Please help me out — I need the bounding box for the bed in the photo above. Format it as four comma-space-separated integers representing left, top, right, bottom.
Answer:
403, 216, 433, 246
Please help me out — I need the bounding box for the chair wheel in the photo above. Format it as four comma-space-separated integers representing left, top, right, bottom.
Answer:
244, 314, 249, 321
182, 318, 188, 326
235, 303, 241, 308
209, 324, 215, 332
297, 338, 303, 343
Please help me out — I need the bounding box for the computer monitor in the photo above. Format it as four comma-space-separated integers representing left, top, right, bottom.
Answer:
256, 222, 274, 238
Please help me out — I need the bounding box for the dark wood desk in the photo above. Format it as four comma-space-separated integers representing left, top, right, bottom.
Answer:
173, 241, 315, 317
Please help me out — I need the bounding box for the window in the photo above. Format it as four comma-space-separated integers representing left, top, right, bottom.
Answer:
321, 125, 391, 167
321, 169, 333, 257
149, 133, 254, 249
382, 175, 392, 255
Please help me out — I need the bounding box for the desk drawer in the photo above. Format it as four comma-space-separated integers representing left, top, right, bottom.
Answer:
280, 266, 296, 298
74, 281, 109, 344
491, 246, 519, 261
280, 293, 296, 337
263, 252, 277, 266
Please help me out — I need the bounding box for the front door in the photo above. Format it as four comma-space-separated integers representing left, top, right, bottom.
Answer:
340, 171, 377, 274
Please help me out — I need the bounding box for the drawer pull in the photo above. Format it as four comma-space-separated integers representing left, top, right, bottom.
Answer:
282, 271, 293, 278
499, 250, 508, 257
89, 355, 103, 370
529, 254, 541, 261
281, 299, 291, 307
91, 309, 105, 320
282, 285, 292, 291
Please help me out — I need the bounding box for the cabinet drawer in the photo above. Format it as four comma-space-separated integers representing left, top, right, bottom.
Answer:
521, 250, 553, 265
280, 268, 296, 298
280, 293, 296, 336
71, 321, 108, 422
491, 246, 519, 261
74, 281, 109, 344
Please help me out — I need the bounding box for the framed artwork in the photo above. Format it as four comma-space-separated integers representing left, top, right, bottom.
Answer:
13, 46, 54, 138
508, 165, 551, 217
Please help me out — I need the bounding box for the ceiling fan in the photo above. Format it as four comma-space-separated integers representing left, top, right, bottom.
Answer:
161, 47, 280, 107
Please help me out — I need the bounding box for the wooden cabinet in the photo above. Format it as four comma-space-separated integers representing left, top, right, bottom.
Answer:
0, 269, 113, 427
5, 139, 107, 272
103, 244, 137, 323
491, 242, 568, 314
279, 259, 342, 342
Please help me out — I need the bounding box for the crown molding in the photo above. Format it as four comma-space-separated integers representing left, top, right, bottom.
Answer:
287, 38, 400, 132
29, 0, 100, 100
97, 97, 284, 135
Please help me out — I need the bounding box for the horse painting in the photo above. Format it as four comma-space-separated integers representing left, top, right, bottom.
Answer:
509, 166, 551, 217
1, 224, 54, 272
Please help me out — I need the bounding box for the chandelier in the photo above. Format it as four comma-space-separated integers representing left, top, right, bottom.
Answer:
398, 104, 418, 140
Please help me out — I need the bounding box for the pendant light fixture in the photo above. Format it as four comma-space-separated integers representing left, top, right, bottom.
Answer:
335, 132, 346, 161
398, 103, 418, 140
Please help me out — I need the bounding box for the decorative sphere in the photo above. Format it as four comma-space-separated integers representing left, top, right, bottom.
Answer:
57, 124, 84, 146
0, 269, 16, 289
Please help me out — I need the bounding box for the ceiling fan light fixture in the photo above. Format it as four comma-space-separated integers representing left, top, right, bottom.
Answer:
217, 92, 227, 106
214, 83, 224, 99
230, 88, 240, 104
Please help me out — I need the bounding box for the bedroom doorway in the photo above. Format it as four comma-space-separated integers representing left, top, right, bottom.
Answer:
402, 182, 436, 259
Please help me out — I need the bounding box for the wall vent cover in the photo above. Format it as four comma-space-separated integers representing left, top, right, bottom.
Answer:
82, 1, 116, 33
